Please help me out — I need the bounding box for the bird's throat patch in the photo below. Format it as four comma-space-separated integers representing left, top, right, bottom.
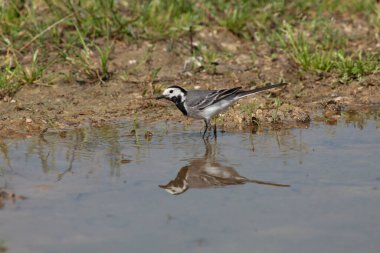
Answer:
175, 101, 187, 116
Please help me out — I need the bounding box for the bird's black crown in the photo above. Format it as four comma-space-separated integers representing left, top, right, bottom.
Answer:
167, 85, 187, 95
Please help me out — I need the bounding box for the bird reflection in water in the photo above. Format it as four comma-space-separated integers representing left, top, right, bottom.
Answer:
159, 141, 289, 195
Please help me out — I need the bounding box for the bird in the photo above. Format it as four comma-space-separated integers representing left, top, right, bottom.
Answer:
159, 142, 290, 195
156, 82, 286, 138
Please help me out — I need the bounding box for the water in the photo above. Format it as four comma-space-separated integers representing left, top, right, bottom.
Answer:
0, 117, 379, 253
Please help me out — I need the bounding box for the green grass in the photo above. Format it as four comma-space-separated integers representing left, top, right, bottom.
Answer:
136, 0, 199, 38
96, 43, 113, 80
278, 22, 379, 80
17, 49, 46, 85
0, 65, 19, 98
271, 97, 283, 124
279, 22, 335, 73
335, 51, 380, 81
62, 24, 113, 83
216, 2, 251, 36
0, 0, 379, 98
240, 102, 259, 125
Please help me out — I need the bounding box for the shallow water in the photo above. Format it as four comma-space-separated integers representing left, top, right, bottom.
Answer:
0, 117, 380, 253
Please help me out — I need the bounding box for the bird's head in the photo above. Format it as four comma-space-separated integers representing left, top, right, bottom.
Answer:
156, 85, 187, 104
159, 181, 189, 195
158, 166, 190, 195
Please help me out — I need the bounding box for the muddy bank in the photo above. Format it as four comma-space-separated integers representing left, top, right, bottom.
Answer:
1, 31, 380, 138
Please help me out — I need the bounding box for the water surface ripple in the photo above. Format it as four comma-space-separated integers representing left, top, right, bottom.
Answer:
0, 119, 379, 253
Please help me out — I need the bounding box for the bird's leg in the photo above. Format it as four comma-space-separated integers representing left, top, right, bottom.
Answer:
202, 119, 208, 139
203, 136, 210, 144
213, 122, 217, 139
202, 119, 211, 139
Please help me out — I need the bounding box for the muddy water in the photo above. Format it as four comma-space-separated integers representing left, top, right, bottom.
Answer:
0, 118, 380, 253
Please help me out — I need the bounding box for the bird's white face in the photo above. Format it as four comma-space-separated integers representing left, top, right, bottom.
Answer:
156, 86, 188, 116
161, 87, 186, 102
159, 179, 189, 195
161, 184, 189, 195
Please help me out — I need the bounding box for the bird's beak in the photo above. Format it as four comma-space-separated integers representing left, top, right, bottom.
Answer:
156, 95, 165, 100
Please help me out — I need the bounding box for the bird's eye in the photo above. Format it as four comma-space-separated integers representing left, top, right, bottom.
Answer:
169, 90, 173, 93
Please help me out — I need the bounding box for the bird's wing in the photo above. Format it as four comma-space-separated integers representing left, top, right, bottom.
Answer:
186, 87, 242, 110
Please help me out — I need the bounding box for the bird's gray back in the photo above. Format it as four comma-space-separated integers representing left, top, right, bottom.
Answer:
185, 90, 215, 107
185, 88, 242, 109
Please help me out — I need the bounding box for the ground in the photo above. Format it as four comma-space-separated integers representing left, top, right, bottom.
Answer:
1, 30, 379, 139
1, 1, 380, 138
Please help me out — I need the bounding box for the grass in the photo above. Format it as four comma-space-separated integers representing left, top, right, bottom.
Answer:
0, 0, 379, 98
96, 42, 113, 81
279, 22, 335, 73
240, 102, 258, 124
63, 24, 113, 83
17, 49, 47, 85
216, 2, 251, 37
136, 0, 199, 38
271, 97, 283, 124
278, 22, 379, 80
0, 65, 19, 98
335, 52, 380, 82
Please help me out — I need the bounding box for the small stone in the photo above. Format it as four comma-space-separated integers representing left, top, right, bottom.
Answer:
144, 131, 153, 141
183, 56, 203, 72
221, 42, 238, 52
26, 118, 33, 123
235, 54, 252, 65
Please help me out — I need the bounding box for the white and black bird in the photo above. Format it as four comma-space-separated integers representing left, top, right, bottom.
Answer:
156, 82, 286, 138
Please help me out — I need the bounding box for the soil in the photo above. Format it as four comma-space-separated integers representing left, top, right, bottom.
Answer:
1, 28, 379, 138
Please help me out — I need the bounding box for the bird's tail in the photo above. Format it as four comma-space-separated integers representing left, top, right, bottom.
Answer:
249, 179, 290, 187
237, 81, 287, 98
